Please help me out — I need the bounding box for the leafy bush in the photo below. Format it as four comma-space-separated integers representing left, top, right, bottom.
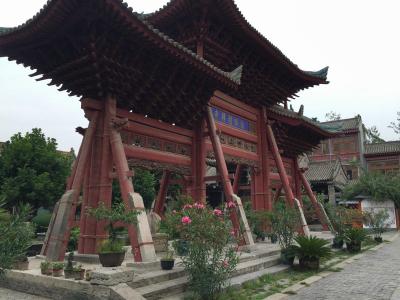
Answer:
269, 204, 300, 250
133, 168, 156, 209
292, 236, 332, 261
67, 227, 80, 252
363, 209, 389, 239
87, 202, 139, 253
165, 202, 239, 299
0, 203, 34, 276
325, 204, 361, 240
32, 207, 52, 232
344, 227, 367, 253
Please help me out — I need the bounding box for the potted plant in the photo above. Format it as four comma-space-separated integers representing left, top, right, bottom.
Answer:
40, 261, 52, 275
344, 227, 367, 253
64, 253, 74, 279
291, 236, 332, 270
73, 264, 85, 280
269, 204, 300, 265
52, 262, 64, 277
88, 202, 139, 267
268, 232, 278, 244
363, 210, 389, 243
160, 250, 175, 270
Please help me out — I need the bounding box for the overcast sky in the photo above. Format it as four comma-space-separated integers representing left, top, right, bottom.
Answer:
0, 0, 399, 151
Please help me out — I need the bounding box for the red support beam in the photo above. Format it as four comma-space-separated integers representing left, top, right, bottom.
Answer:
205, 106, 242, 236
42, 111, 99, 261
273, 185, 283, 203
154, 170, 171, 216
265, 122, 295, 207
232, 164, 242, 194
299, 171, 329, 231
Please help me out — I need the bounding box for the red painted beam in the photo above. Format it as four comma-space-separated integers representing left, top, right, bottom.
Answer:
266, 122, 295, 207
124, 145, 191, 166
299, 171, 329, 231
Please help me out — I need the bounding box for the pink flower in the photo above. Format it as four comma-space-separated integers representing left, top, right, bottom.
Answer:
183, 204, 193, 210
230, 229, 236, 236
213, 209, 223, 216
194, 202, 205, 209
172, 210, 177, 214
227, 201, 236, 208
181, 216, 192, 224
222, 260, 229, 268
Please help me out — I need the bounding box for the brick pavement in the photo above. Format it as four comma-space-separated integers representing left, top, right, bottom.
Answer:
289, 235, 400, 300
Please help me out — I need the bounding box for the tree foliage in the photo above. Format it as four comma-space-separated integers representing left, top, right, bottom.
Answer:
133, 168, 156, 209
325, 111, 341, 121
0, 129, 72, 210
365, 126, 385, 144
342, 172, 400, 208
389, 111, 400, 135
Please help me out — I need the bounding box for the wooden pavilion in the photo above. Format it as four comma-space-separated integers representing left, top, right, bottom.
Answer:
0, 0, 332, 262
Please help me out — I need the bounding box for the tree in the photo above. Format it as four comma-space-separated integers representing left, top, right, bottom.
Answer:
365, 126, 385, 144
325, 111, 341, 121
0, 128, 72, 210
343, 172, 400, 208
389, 111, 400, 136
133, 168, 156, 209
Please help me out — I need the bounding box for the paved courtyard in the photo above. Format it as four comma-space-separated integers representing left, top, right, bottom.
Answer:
289, 235, 400, 300
0, 288, 50, 300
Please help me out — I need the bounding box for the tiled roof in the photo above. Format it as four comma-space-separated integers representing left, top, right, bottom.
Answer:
365, 141, 400, 156
305, 159, 345, 182
0, 0, 242, 86
143, 0, 328, 83
320, 116, 361, 132
268, 105, 335, 135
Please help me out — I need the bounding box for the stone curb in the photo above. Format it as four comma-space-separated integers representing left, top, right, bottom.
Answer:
263, 232, 399, 300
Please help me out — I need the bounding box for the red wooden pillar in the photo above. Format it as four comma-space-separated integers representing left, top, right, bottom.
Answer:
265, 123, 295, 207
232, 164, 242, 194
294, 159, 303, 207
261, 107, 272, 211
42, 111, 99, 260
190, 119, 206, 202
205, 106, 240, 233
299, 171, 329, 231
154, 170, 171, 216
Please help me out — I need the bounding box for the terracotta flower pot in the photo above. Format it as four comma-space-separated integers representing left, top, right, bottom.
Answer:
73, 269, 85, 280
52, 269, 63, 277
98, 252, 125, 267
41, 268, 52, 276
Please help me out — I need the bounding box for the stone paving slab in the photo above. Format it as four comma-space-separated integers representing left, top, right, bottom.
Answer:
0, 287, 50, 300
287, 233, 400, 300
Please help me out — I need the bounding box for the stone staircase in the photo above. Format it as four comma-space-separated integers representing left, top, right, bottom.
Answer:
128, 247, 288, 300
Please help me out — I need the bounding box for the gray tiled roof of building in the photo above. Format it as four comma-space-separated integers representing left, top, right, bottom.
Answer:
365, 141, 400, 155
305, 159, 344, 182
320, 116, 361, 132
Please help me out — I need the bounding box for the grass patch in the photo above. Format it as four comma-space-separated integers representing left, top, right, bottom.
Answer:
217, 236, 387, 300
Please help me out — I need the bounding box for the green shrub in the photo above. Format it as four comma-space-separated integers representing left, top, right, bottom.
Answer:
87, 202, 139, 254
67, 227, 80, 252
165, 202, 239, 299
363, 209, 389, 239
344, 227, 367, 244
291, 236, 332, 261
269, 204, 300, 250
0, 203, 34, 276
32, 207, 52, 231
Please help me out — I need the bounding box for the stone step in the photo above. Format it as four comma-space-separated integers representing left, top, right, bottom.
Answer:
156, 264, 289, 300
130, 248, 280, 289
134, 254, 281, 299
